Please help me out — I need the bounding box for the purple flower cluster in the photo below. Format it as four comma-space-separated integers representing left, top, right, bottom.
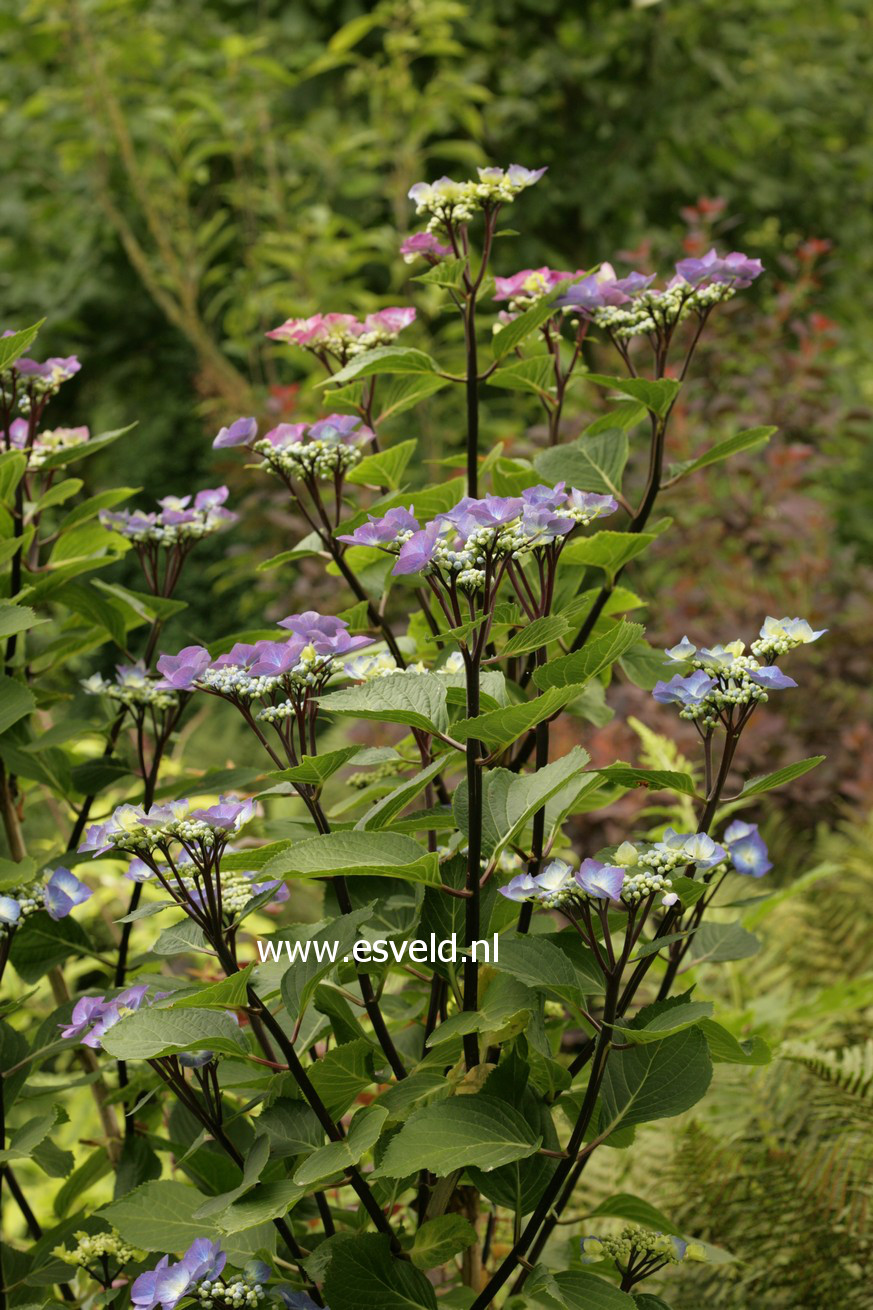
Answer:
82, 662, 178, 712
132, 1241, 233, 1310
100, 488, 236, 545
80, 796, 257, 859
213, 413, 375, 484
550, 250, 763, 344
724, 820, 772, 877
158, 614, 370, 696
0, 868, 90, 936
400, 232, 453, 264
60, 983, 164, 1049
653, 631, 799, 726
338, 484, 617, 586
1, 333, 81, 395
5, 418, 91, 468
674, 249, 764, 290
266, 307, 415, 364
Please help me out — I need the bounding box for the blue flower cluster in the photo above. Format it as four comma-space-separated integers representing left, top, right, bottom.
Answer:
0, 867, 90, 937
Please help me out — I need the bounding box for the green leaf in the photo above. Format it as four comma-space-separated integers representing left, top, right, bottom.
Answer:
585, 403, 647, 434
294, 1106, 388, 1187
100, 1008, 248, 1060
409, 1215, 477, 1269
0, 604, 41, 639
0, 321, 43, 370
262, 830, 438, 885
455, 746, 590, 858
488, 355, 557, 401
561, 532, 657, 581
280, 907, 374, 1021
599, 1028, 712, 1132
589, 1192, 684, 1236
594, 765, 698, 797
374, 375, 449, 425
689, 920, 760, 963
611, 1001, 713, 1045
493, 933, 597, 1002
533, 622, 645, 691
322, 346, 439, 387
411, 257, 468, 289
535, 431, 629, 497
309, 1039, 377, 1119
668, 876, 707, 908
98, 1180, 224, 1252
670, 426, 777, 478
0, 676, 35, 734
323, 1234, 437, 1310
8, 913, 92, 982
584, 374, 681, 417
426, 974, 535, 1048
194, 1135, 270, 1219
34, 477, 82, 511
528, 1265, 636, 1310
738, 755, 825, 797
268, 747, 362, 787
256, 1099, 324, 1159
318, 674, 449, 736
492, 299, 558, 359
151, 920, 209, 956
700, 1019, 771, 1065
355, 757, 446, 831
347, 440, 417, 490
170, 965, 254, 1010
215, 1181, 305, 1234
0, 451, 28, 503
373, 1094, 542, 1178
501, 614, 569, 656
0, 1108, 65, 1163
37, 424, 136, 472
453, 684, 584, 750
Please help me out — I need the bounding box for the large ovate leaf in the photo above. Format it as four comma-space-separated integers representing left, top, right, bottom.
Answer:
323, 1234, 437, 1310
453, 684, 585, 750
321, 346, 439, 386
261, 830, 438, 884
99, 1180, 226, 1252
372, 1094, 542, 1178
279, 906, 374, 1020
294, 1106, 387, 1187
689, 920, 760, 963
600, 1027, 713, 1132
533, 622, 645, 691
584, 374, 681, 417
535, 430, 629, 497
561, 532, 657, 581
455, 746, 590, 857
700, 1019, 771, 1065
528, 1264, 636, 1310
594, 764, 698, 797
100, 1008, 248, 1060
0, 676, 35, 734
347, 439, 417, 490
409, 1215, 477, 1269
318, 674, 449, 736
492, 298, 559, 359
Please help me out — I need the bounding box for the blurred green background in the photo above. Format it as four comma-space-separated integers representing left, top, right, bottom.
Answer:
3, 2, 873, 1303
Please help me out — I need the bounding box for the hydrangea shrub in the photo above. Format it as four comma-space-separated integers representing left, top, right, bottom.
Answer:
0, 167, 825, 1310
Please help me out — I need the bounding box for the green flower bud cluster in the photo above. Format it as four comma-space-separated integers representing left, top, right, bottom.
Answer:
57, 1228, 139, 1275
254, 437, 363, 483
82, 671, 179, 712
592, 282, 734, 341
620, 870, 675, 905
582, 1224, 705, 1269
347, 760, 406, 790
196, 1277, 265, 1310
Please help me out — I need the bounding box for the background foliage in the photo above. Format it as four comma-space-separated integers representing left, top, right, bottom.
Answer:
1, 1, 871, 1306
